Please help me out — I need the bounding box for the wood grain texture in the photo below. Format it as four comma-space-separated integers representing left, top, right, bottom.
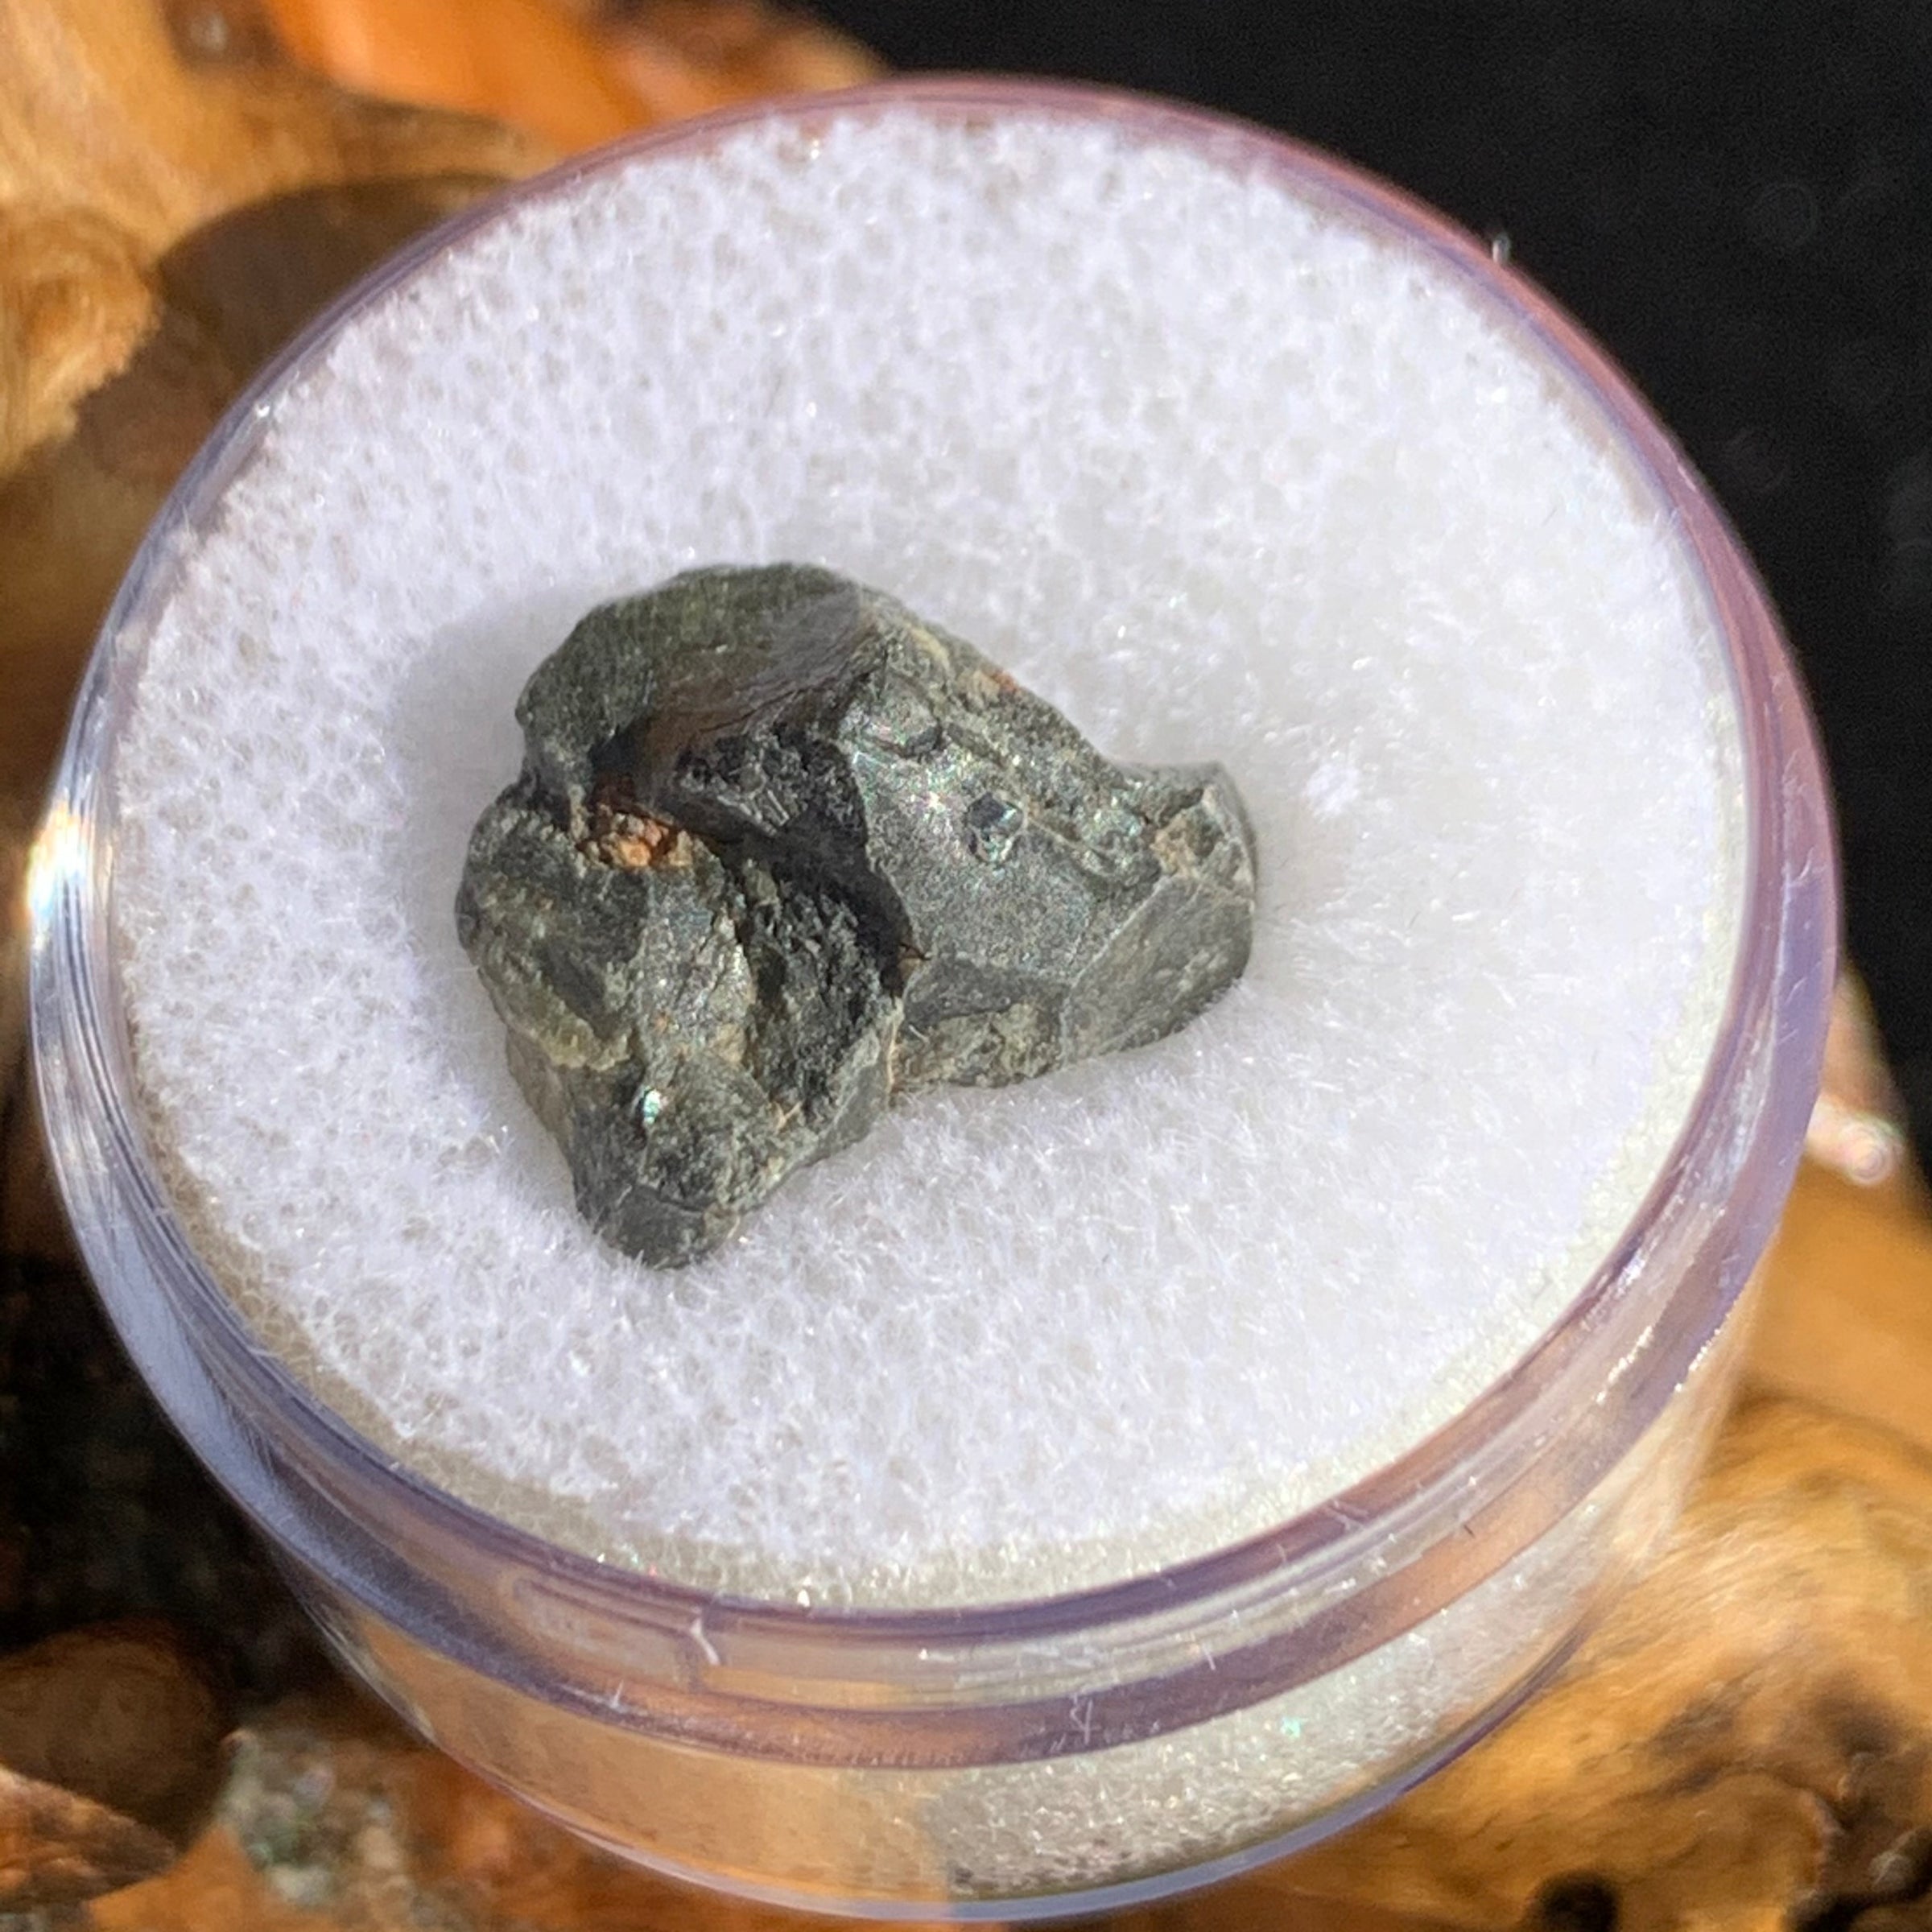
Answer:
1264, 1393, 1932, 1931
0, 0, 539, 261
0, 0, 542, 794
0, 1764, 178, 1913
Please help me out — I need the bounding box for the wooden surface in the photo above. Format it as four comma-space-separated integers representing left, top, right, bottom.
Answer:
6, 7, 1932, 1929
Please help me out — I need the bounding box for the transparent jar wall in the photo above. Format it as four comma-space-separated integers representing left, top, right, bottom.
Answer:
294, 1305, 1745, 1918
31, 79, 1837, 1928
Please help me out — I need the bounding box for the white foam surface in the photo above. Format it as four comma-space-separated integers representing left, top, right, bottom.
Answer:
110, 104, 1743, 1606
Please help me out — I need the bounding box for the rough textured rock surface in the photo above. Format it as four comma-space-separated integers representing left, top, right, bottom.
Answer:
458, 564, 1257, 1265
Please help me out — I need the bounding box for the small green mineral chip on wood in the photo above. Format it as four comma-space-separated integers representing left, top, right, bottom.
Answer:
456, 565, 1257, 1265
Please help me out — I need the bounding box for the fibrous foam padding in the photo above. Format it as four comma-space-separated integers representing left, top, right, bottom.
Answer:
111, 105, 1742, 1607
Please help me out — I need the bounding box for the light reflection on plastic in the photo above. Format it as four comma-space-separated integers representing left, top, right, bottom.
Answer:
1804, 1093, 1903, 1188
25, 806, 85, 931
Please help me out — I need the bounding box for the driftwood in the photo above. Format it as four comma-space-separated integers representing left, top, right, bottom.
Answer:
4, 6, 1930, 1928
0, 1621, 230, 1910
255, 0, 883, 148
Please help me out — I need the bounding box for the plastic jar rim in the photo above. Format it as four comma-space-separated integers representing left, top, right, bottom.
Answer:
30, 76, 1835, 1711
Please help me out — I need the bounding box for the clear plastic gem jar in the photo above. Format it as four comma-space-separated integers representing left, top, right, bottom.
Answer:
32, 80, 1835, 1920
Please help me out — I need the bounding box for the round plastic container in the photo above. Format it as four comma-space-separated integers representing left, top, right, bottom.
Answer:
31, 80, 1835, 1919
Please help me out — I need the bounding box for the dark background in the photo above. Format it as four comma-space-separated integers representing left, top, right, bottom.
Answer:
814, 1, 1932, 1149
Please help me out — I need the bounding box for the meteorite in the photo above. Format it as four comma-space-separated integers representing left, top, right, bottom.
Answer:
457, 565, 1257, 1265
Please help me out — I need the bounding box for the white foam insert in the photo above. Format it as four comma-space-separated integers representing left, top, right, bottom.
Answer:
111, 105, 1743, 1608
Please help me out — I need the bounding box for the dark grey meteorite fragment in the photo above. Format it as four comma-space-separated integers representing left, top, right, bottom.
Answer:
457, 565, 1257, 1265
